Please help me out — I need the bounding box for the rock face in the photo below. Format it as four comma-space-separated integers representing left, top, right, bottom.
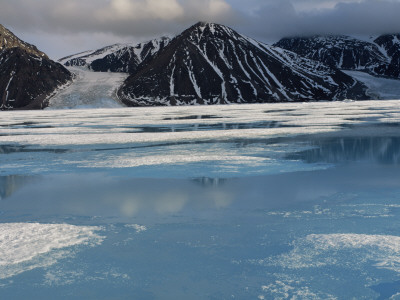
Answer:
374, 34, 400, 78
0, 25, 72, 110
59, 37, 170, 74
274, 35, 390, 75
118, 22, 368, 106
274, 34, 400, 79
0, 24, 48, 59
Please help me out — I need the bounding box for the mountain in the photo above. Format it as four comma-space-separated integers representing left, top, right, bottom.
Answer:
0, 25, 72, 110
274, 35, 390, 75
59, 37, 170, 73
117, 22, 368, 106
373, 34, 400, 78
0, 24, 48, 59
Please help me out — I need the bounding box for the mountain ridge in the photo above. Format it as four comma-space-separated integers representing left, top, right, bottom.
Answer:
59, 37, 171, 73
274, 34, 400, 79
0, 24, 48, 59
117, 22, 368, 106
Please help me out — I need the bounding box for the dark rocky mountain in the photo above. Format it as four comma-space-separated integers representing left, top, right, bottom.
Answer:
117, 22, 368, 106
274, 35, 390, 75
59, 37, 170, 73
0, 24, 48, 59
0, 25, 72, 110
374, 34, 400, 78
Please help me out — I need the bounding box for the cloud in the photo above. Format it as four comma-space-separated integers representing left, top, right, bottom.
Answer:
0, 0, 237, 57
1, 0, 400, 58
96, 0, 185, 21
241, 0, 400, 41
0, 0, 236, 36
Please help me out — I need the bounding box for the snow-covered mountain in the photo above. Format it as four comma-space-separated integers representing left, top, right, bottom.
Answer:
274, 35, 390, 75
374, 34, 400, 78
59, 37, 170, 73
117, 22, 368, 106
0, 24, 72, 110
274, 34, 400, 79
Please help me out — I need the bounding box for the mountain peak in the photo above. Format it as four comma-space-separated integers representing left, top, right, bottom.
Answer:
0, 24, 48, 59
186, 21, 233, 35
118, 22, 367, 106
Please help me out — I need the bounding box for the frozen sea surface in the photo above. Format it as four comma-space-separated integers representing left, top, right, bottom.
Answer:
1, 101, 400, 299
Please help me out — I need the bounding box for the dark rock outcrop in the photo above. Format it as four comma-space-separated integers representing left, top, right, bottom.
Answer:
274, 35, 390, 75
0, 24, 47, 59
0, 25, 72, 110
117, 22, 368, 106
374, 34, 400, 78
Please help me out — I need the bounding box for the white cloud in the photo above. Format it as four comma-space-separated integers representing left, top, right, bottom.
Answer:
209, 0, 233, 16
97, 0, 185, 21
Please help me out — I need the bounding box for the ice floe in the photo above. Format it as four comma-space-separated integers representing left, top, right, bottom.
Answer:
0, 223, 104, 279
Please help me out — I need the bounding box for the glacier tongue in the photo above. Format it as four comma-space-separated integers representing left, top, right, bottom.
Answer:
48, 67, 128, 109
344, 70, 400, 99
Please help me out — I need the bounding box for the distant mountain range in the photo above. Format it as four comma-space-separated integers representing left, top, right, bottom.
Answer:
62, 22, 373, 106
59, 37, 170, 74
0, 24, 72, 109
118, 22, 366, 106
2, 22, 400, 110
274, 34, 400, 79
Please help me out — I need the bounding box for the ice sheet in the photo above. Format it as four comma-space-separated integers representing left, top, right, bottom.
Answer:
1, 100, 400, 176
2, 100, 400, 146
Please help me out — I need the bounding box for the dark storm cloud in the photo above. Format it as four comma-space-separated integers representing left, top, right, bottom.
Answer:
1, 0, 400, 37
241, 0, 400, 41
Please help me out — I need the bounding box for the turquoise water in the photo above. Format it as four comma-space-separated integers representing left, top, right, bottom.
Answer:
1, 102, 400, 299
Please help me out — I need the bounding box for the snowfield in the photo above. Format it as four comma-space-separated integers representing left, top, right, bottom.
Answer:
47, 67, 128, 109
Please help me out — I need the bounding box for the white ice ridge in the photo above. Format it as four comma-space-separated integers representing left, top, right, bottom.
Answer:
266, 233, 400, 273
0, 223, 104, 279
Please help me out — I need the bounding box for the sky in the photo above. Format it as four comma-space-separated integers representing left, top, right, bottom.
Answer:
1, 0, 400, 59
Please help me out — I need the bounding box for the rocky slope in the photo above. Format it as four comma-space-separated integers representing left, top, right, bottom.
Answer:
59, 37, 170, 74
373, 34, 400, 78
274, 34, 400, 79
0, 24, 47, 59
117, 22, 368, 106
274, 35, 389, 74
0, 24, 72, 109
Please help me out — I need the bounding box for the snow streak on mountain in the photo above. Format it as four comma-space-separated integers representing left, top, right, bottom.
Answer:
0, 25, 72, 110
275, 34, 400, 79
117, 22, 367, 106
374, 34, 400, 78
275, 36, 389, 73
59, 37, 170, 73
